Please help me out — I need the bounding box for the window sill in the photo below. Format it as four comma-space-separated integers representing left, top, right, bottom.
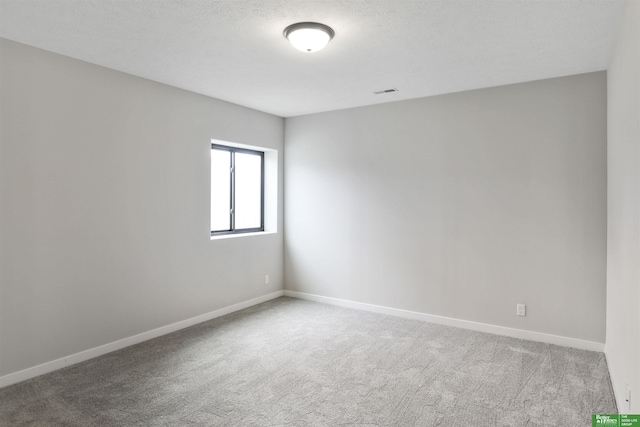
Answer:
210, 230, 277, 241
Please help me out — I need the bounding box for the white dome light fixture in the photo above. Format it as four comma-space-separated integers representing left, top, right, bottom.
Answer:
283, 22, 335, 53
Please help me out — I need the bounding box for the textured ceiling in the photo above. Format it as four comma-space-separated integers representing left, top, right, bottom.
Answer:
0, 0, 625, 117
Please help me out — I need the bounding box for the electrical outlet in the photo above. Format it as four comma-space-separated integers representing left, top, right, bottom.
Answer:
517, 304, 526, 317
626, 382, 631, 411
264, 275, 270, 285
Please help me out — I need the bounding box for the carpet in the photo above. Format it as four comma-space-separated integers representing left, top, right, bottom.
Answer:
0, 297, 616, 426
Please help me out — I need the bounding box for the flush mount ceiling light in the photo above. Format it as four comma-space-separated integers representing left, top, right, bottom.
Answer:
283, 22, 335, 53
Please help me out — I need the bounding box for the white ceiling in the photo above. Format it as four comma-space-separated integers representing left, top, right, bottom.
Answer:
0, 0, 625, 117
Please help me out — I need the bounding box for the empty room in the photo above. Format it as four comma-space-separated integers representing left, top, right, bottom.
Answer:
0, 0, 638, 426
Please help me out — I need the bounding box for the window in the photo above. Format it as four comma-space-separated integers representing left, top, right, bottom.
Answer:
211, 144, 264, 235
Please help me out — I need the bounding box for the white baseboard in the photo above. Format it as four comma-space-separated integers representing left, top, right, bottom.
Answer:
1, 289, 604, 389
284, 290, 604, 352
0, 290, 284, 389
603, 348, 624, 413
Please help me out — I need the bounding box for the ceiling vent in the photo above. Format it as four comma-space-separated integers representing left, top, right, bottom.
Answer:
373, 88, 398, 95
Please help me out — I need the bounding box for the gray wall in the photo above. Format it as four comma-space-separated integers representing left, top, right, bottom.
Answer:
0, 39, 284, 377
606, 0, 640, 413
284, 72, 607, 343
